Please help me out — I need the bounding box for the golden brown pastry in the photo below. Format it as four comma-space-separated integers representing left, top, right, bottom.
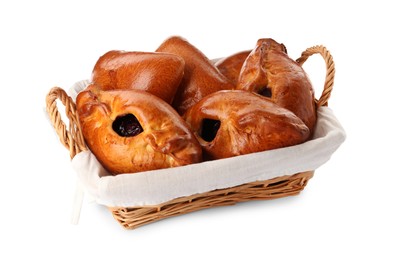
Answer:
156, 36, 234, 115
76, 88, 202, 174
91, 50, 185, 104
237, 38, 316, 132
214, 50, 251, 85
184, 90, 310, 160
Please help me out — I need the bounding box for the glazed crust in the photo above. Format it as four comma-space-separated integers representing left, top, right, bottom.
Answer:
91, 50, 185, 104
76, 89, 202, 174
184, 90, 310, 160
214, 50, 251, 85
75, 37, 317, 173
156, 36, 234, 115
236, 38, 316, 132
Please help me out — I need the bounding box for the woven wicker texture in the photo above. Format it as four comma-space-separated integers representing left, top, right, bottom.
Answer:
46, 45, 334, 229
296, 45, 335, 107
110, 171, 313, 229
46, 87, 87, 158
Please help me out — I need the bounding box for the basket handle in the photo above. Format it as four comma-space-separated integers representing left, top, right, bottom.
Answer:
46, 87, 87, 159
296, 45, 335, 107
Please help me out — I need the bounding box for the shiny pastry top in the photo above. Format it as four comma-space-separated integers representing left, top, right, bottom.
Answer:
236, 38, 316, 133
91, 50, 185, 104
156, 36, 234, 114
76, 88, 202, 174
215, 50, 251, 85
184, 90, 310, 160
75, 36, 318, 174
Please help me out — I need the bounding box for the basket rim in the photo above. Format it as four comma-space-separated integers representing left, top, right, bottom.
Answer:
109, 170, 315, 229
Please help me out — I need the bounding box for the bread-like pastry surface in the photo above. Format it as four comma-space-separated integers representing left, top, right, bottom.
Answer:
76, 89, 202, 174
91, 50, 185, 104
184, 90, 310, 160
156, 36, 234, 114
215, 50, 251, 85
237, 38, 316, 132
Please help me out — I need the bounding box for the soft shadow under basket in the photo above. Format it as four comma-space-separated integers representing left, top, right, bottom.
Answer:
45, 45, 343, 229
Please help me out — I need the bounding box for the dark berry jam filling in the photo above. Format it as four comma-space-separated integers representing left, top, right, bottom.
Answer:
112, 114, 143, 137
257, 87, 272, 98
200, 118, 221, 142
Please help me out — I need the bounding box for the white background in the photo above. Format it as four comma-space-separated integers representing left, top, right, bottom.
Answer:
1, 0, 392, 259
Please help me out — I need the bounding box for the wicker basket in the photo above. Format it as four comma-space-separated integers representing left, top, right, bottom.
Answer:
46, 45, 336, 229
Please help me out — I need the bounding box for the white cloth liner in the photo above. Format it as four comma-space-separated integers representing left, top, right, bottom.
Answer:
69, 80, 346, 209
